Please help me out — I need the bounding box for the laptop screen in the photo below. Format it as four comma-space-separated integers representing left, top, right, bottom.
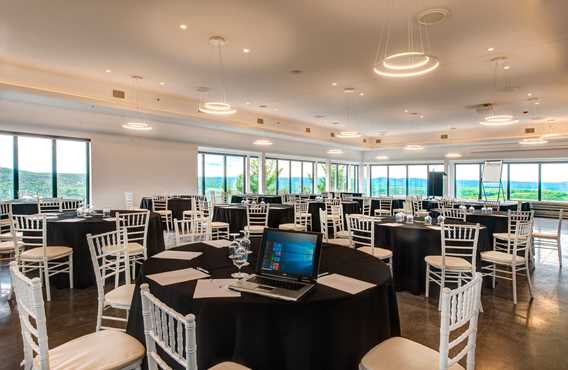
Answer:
257, 228, 322, 281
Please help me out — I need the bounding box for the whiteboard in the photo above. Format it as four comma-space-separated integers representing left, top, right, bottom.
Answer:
482, 161, 503, 183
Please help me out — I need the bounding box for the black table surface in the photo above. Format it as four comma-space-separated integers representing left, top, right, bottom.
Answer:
212, 204, 294, 233
126, 239, 400, 370
373, 218, 490, 295
230, 195, 283, 204
140, 197, 193, 221
46, 210, 165, 289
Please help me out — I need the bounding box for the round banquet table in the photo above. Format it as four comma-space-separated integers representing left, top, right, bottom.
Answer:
230, 195, 283, 204
309, 201, 362, 232
429, 209, 509, 239
372, 218, 491, 295
46, 210, 165, 289
212, 204, 294, 233
126, 239, 400, 370
140, 197, 193, 220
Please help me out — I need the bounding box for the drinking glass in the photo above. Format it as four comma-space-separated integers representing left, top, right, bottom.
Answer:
230, 244, 250, 279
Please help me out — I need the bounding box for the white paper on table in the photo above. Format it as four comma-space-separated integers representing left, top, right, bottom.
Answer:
57, 218, 82, 223
379, 223, 403, 227
103, 217, 117, 222
146, 268, 209, 286
426, 225, 442, 231
317, 273, 376, 295
193, 279, 241, 299
203, 239, 233, 248
151, 250, 202, 261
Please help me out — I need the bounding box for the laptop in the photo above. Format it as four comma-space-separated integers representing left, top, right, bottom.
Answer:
229, 228, 323, 301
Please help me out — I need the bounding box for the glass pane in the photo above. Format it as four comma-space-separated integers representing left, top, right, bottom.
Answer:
204, 154, 224, 196
482, 163, 507, 200
249, 157, 259, 193
18, 136, 53, 198
265, 159, 278, 195
388, 165, 406, 196
348, 165, 358, 192
197, 153, 203, 195
0, 135, 14, 201
509, 163, 539, 201
302, 162, 313, 193
455, 164, 480, 200
56, 139, 87, 200
337, 164, 347, 192
226, 156, 244, 196
408, 165, 427, 196
329, 164, 337, 192
278, 160, 290, 194
290, 161, 302, 193
316, 163, 327, 193
370, 166, 387, 196
541, 163, 568, 201
428, 164, 444, 172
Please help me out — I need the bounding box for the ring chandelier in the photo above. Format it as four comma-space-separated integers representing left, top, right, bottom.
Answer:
199, 36, 236, 116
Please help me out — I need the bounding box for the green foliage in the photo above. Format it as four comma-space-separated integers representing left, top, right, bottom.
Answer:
0, 167, 86, 201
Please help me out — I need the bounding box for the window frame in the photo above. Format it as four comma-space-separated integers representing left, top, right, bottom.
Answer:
369, 163, 444, 197
199, 151, 247, 196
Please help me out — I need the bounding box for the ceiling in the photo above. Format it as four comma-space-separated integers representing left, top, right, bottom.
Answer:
1, 0, 568, 148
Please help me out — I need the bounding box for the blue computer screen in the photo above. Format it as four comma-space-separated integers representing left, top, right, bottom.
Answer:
260, 230, 318, 277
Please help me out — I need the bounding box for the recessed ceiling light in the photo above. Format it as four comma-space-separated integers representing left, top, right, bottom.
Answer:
404, 109, 409, 113
534, 101, 540, 105
245, 102, 251, 105
375, 155, 389, 160
332, 122, 340, 125
419, 115, 424, 119
253, 139, 273, 146
527, 92, 532, 97
445, 153, 462, 158
159, 82, 165, 86
243, 48, 250, 53
179, 24, 188, 30
404, 144, 424, 151
359, 92, 365, 96
343, 87, 355, 94
327, 149, 343, 155
122, 122, 152, 131
519, 138, 547, 145
487, 47, 495, 52
105, 69, 112, 73
259, 104, 267, 108
336, 131, 361, 138
503, 65, 511, 70
331, 82, 337, 86
314, 115, 325, 119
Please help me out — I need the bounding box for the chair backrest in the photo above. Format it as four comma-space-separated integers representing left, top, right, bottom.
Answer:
512, 220, 533, 263
362, 197, 372, 216
342, 193, 353, 201
507, 210, 533, 235
38, 198, 61, 214
293, 202, 310, 228
439, 272, 482, 370
441, 207, 467, 221
379, 197, 393, 212
116, 211, 149, 250
319, 209, 330, 242
0, 201, 12, 234
173, 218, 210, 246
209, 190, 226, 205
60, 198, 83, 212
12, 214, 47, 260
140, 284, 198, 370
412, 200, 424, 214
440, 223, 480, 272
152, 195, 168, 212
10, 262, 50, 369
483, 200, 500, 211
246, 203, 269, 226
86, 229, 131, 305
440, 198, 455, 208
124, 192, 135, 210
347, 215, 374, 250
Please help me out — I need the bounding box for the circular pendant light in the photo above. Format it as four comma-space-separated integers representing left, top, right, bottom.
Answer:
404, 144, 425, 151
198, 102, 237, 115
480, 114, 519, 126
200, 36, 236, 116
122, 122, 152, 130
519, 138, 548, 145
123, 75, 152, 131
374, 52, 439, 78
336, 131, 361, 139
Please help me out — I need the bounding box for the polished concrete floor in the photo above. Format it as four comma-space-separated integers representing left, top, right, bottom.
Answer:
1, 218, 566, 370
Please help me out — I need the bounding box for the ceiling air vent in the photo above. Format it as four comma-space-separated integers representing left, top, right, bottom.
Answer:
112, 89, 126, 99
525, 128, 535, 134
257, 118, 264, 125
330, 133, 336, 138
363, 139, 367, 143
305, 128, 311, 133
375, 139, 382, 144
440, 134, 449, 139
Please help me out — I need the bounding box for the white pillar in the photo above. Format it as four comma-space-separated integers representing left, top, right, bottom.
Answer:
444, 160, 451, 197
325, 160, 331, 192
359, 161, 366, 194
245, 155, 251, 194
259, 153, 266, 194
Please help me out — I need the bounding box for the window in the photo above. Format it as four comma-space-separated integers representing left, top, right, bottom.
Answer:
197, 153, 203, 195
290, 161, 302, 193
302, 162, 314, 193
203, 154, 224, 196
348, 164, 359, 192
337, 164, 347, 192
408, 165, 427, 196
56, 139, 88, 199
18, 136, 53, 198
0, 135, 14, 201
370, 165, 387, 196
482, 163, 508, 200
278, 160, 290, 194
316, 163, 327, 193
265, 159, 278, 195
455, 164, 480, 200
226, 156, 245, 196
249, 157, 259, 193
388, 165, 406, 196
509, 163, 539, 201
541, 163, 568, 201
329, 164, 337, 192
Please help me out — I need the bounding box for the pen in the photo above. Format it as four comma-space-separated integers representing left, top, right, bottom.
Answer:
195, 267, 210, 275
318, 272, 329, 278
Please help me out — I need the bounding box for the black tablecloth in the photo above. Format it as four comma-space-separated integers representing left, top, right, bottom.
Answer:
10, 200, 39, 215
212, 205, 294, 233
140, 197, 193, 220
309, 201, 362, 232
373, 218, 490, 295
126, 239, 400, 370
47, 211, 165, 289
230, 195, 283, 204
429, 209, 508, 239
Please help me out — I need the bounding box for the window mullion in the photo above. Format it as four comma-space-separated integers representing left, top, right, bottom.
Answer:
52, 139, 57, 198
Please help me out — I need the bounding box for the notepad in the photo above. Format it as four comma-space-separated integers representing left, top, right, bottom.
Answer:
317, 273, 376, 295
193, 279, 241, 299
57, 218, 82, 223
103, 217, 117, 222
146, 268, 209, 286
203, 239, 233, 248
379, 223, 403, 227
151, 250, 202, 261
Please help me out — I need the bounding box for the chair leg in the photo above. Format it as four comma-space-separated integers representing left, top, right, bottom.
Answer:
69, 255, 74, 289
526, 263, 534, 299
492, 264, 496, 289
425, 264, 430, 298
43, 261, 51, 302
512, 265, 517, 305
96, 299, 103, 331
557, 238, 562, 266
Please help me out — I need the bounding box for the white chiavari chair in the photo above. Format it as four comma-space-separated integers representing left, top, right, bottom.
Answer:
440, 198, 455, 209
140, 284, 250, 370
110, 211, 149, 277
192, 197, 230, 240
0, 201, 12, 239
325, 200, 343, 237
342, 193, 354, 201
209, 190, 227, 206
15, 214, 73, 302
174, 218, 211, 246
348, 214, 392, 272
334, 204, 351, 239
532, 209, 563, 266
362, 197, 372, 216
319, 209, 352, 247
412, 199, 429, 218
441, 207, 467, 222
425, 223, 480, 310
59, 198, 83, 212
360, 273, 482, 370
279, 201, 310, 232
374, 197, 393, 217
152, 195, 173, 232
1, 203, 18, 297
124, 192, 135, 210
87, 229, 133, 332
10, 262, 144, 370
483, 200, 501, 211
243, 203, 270, 238
493, 210, 534, 254
37, 198, 61, 214
481, 220, 534, 304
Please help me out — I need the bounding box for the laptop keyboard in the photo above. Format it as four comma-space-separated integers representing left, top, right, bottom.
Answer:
249, 276, 306, 291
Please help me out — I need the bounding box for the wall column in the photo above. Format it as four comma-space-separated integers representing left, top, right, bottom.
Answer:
259, 153, 266, 194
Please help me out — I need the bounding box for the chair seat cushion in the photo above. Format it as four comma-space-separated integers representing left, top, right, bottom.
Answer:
532, 231, 557, 239
105, 284, 135, 307
360, 337, 464, 370
336, 230, 350, 239
481, 250, 526, 265
209, 361, 251, 370
493, 232, 527, 240
0, 241, 17, 253
357, 246, 393, 260
155, 210, 172, 215
299, 212, 312, 218
20, 246, 73, 260
211, 221, 230, 228
0, 219, 10, 226
244, 225, 266, 232
0, 231, 23, 241
424, 255, 472, 271
34, 330, 144, 370
279, 223, 306, 231
326, 238, 352, 247
102, 242, 144, 256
